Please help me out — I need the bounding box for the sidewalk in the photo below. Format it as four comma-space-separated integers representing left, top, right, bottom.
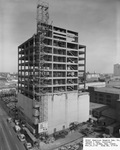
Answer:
40, 131, 84, 150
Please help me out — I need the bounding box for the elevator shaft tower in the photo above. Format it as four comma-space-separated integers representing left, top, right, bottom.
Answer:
33, 0, 49, 122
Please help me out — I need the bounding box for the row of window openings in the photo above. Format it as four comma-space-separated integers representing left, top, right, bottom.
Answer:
19, 36, 78, 51
19, 36, 77, 53
19, 46, 52, 55
18, 72, 77, 78
19, 79, 78, 86
19, 49, 79, 56
53, 33, 78, 43
19, 57, 78, 63
18, 56, 78, 63
39, 39, 78, 49
53, 26, 78, 36
53, 36, 78, 43
19, 66, 78, 72
18, 59, 78, 65
34, 56, 78, 63
19, 49, 78, 57
19, 85, 78, 94
19, 67, 76, 72
19, 35, 78, 51
95, 98, 111, 103
19, 86, 78, 94
95, 93, 112, 98
19, 70, 77, 77
35, 79, 73, 85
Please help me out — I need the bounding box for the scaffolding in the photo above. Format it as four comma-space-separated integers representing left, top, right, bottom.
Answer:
33, 0, 49, 122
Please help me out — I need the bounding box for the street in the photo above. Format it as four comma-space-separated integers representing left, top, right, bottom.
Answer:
0, 103, 26, 150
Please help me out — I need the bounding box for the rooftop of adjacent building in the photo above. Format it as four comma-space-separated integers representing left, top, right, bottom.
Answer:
90, 102, 107, 110
86, 82, 105, 88
0, 77, 17, 89
101, 108, 116, 120
94, 86, 120, 94
90, 102, 116, 120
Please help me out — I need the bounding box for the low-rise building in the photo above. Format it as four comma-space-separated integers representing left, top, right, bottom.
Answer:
88, 86, 120, 108
88, 81, 120, 129
86, 73, 100, 82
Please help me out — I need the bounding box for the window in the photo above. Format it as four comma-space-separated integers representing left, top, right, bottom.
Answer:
106, 99, 111, 102
99, 98, 103, 101
99, 93, 103, 97
106, 95, 111, 98
106, 99, 111, 105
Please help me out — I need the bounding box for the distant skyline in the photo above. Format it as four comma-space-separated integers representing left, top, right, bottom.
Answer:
0, 0, 120, 73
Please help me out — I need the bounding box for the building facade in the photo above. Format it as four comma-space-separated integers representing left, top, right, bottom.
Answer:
17, 21, 89, 134
88, 86, 120, 108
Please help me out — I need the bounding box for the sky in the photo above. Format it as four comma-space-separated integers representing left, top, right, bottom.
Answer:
0, 0, 120, 73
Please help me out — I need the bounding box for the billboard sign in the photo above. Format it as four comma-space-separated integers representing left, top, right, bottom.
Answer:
38, 122, 48, 133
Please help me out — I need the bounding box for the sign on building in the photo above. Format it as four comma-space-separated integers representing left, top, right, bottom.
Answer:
38, 122, 48, 133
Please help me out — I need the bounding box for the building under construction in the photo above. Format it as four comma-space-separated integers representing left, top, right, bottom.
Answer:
17, 1, 89, 134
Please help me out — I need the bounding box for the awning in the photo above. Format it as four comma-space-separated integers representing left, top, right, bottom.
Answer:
23, 127, 37, 142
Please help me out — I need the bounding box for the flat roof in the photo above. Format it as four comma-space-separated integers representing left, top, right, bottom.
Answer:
94, 87, 120, 94
90, 102, 106, 110
87, 82, 105, 87
102, 108, 116, 120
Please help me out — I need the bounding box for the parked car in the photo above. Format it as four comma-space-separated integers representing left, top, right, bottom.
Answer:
24, 142, 33, 150
14, 125, 21, 132
7, 117, 12, 123
59, 146, 67, 150
15, 119, 20, 125
17, 134, 25, 142
69, 122, 79, 130
53, 131, 66, 140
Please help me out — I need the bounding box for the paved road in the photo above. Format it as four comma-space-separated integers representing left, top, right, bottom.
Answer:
0, 102, 26, 150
